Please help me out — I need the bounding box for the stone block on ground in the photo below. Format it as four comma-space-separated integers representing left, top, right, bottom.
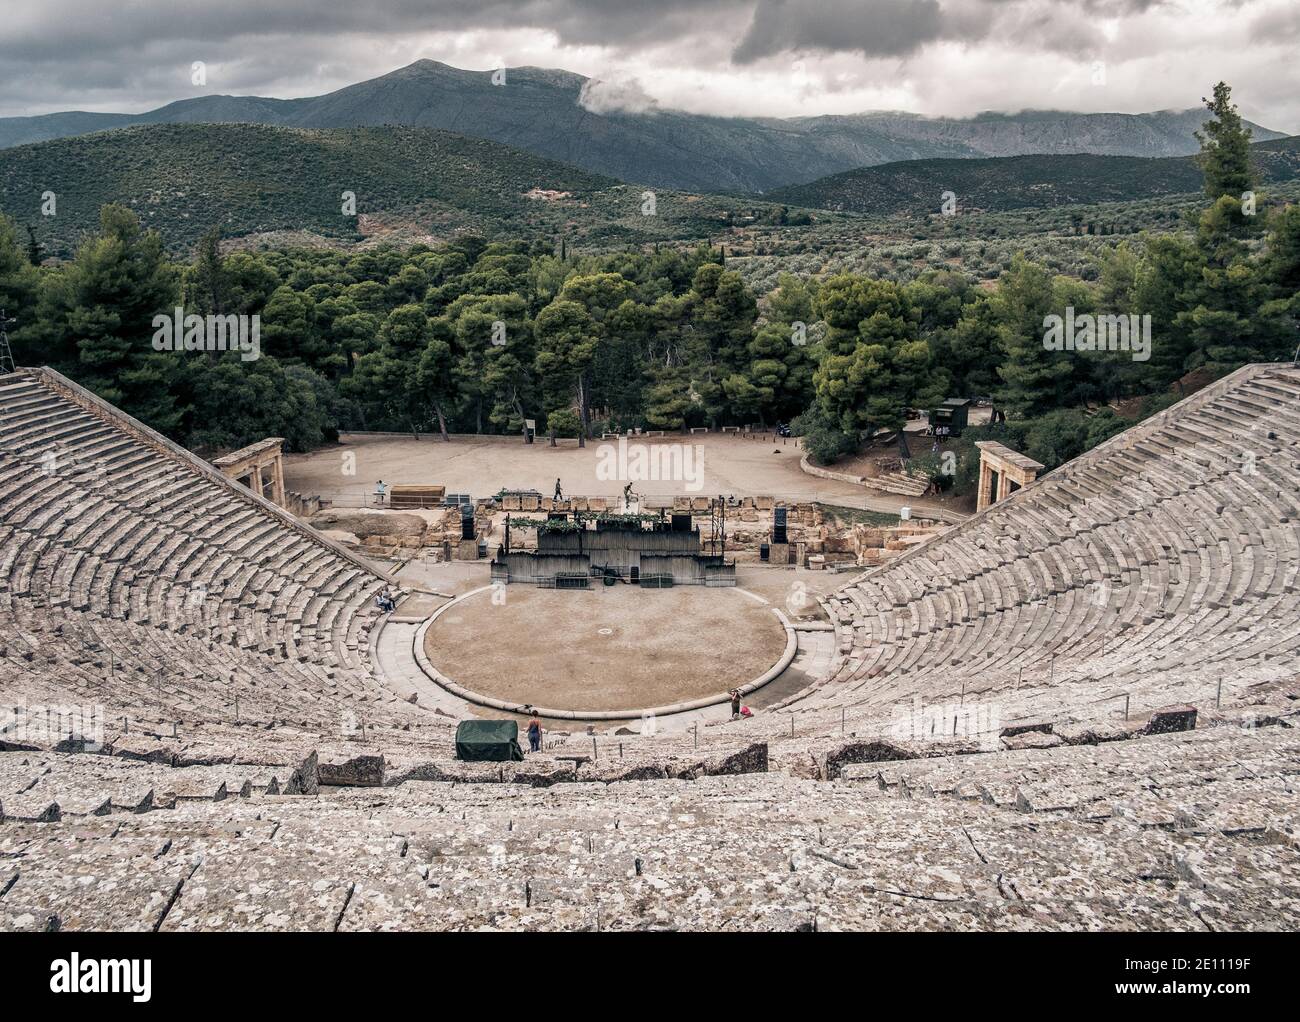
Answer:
286, 750, 319, 795
1001, 731, 1064, 751
1145, 705, 1198, 735
318, 754, 386, 787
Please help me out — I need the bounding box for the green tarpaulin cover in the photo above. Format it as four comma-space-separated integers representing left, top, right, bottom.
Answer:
455, 719, 525, 762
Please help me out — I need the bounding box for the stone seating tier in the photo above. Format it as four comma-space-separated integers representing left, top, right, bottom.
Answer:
1, 722, 1297, 931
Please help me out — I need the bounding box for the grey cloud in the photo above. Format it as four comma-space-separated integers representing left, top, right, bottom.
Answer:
733, 0, 952, 63
1249, 2, 1300, 39
0, 1, 746, 62
0, 0, 1293, 128
0, 0, 747, 112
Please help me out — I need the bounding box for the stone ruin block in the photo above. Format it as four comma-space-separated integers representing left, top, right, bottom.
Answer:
822, 740, 917, 779
500, 762, 579, 787
1001, 731, 1064, 751
588, 498, 607, 512
1145, 705, 1198, 735
691, 496, 711, 512
286, 751, 320, 795
755, 496, 775, 511
822, 738, 981, 779
580, 762, 671, 783
571, 496, 588, 512
541, 497, 554, 511
521, 496, 540, 511
503, 495, 521, 511
318, 754, 386, 787
387, 760, 504, 785
1000, 721, 1054, 738
663, 742, 769, 780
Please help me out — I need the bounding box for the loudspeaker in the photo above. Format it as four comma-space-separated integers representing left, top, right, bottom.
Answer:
461, 504, 475, 540
773, 506, 788, 544
671, 513, 692, 533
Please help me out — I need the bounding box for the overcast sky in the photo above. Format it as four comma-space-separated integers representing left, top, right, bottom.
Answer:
2, 0, 1297, 131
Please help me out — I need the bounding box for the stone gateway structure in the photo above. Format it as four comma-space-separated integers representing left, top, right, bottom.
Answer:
2, 363, 1300, 931
213, 436, 287, 508
974, 440, 1044, 511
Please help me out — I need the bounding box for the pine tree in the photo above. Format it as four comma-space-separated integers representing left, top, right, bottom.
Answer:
812, 275, 943, 458
534, 299, 598, 448
1195, 82, 1254, 203
0, 215, 39, 363
55, 205, 183, 431
24, 224, 41, 267
991, 255, 1072, 418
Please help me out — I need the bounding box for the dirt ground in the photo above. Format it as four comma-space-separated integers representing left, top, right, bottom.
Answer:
282, 431, 951, 515
422, 584, 789, 712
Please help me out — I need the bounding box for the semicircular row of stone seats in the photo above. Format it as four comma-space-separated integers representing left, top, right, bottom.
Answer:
0, 369, 450, 758
2, 722, 1297, 930
729, 364, 1300, 744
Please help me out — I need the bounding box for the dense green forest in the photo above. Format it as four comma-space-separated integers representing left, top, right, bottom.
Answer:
1, 84, 1296, 496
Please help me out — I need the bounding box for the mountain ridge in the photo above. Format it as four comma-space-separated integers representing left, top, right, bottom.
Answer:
0, 60, 1285, 193
765, 135, 1300, 215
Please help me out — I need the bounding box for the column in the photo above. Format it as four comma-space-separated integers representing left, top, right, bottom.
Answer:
272, 455, 286, 508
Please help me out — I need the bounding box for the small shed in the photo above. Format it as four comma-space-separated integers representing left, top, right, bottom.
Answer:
929, 398, 971, 437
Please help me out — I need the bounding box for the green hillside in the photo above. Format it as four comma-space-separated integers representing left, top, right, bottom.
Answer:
766, 136, 1300, 215
0, 122, 811, 256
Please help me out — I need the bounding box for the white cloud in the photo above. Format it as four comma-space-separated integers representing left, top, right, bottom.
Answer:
578, 76, 661, 115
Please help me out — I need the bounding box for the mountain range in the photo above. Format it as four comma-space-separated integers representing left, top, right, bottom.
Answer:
0, 60, 1286, 194
767, 136, 1300, 215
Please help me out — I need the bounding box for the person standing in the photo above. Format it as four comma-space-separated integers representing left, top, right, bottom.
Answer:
375, 479, 387, 506
527, 711, 543, 754
730, 689, 742, 721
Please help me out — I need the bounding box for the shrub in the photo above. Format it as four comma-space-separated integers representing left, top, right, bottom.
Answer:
545, 408, 582, 438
